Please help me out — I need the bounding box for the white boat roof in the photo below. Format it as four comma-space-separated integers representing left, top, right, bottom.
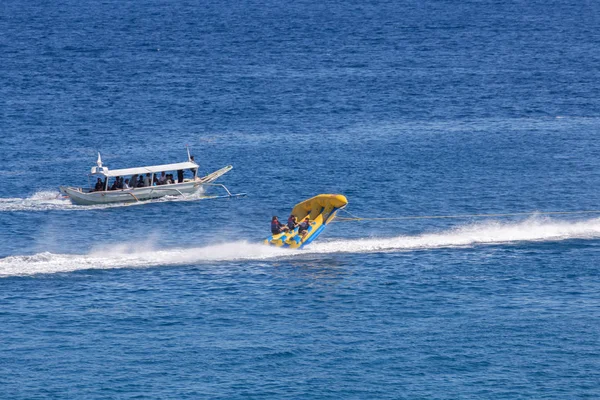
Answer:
94, 161, 198, 177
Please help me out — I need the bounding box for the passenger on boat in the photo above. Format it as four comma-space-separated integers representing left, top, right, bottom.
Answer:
287, 215, 298, 231
298, 217, 311, 237
144, 173, 151, 187
166, 174, 173, 184
177, 170, 184, 184
110, 178, 119, 191
94, 178, 104, 191
116, 176, 123, 189
123, 179, 131, 189
131, 175, 138, 188
153, 174, 159, 186
137, 175, 145, 188
271, 216, 289, 234
158, 172, 167, 185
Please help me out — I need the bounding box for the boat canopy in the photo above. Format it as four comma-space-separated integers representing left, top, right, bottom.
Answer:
92, 161, 198, 178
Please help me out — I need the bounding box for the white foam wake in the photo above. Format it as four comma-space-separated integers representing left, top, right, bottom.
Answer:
0, 191, 79, 212
0, 242, 294, 277
1, 216, 600, 277
308, 216, 600, 253
0, 188, 220, 212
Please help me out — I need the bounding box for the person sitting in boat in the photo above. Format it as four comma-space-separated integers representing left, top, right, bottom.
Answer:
298, 217, 311, 237
166, 174, 173, 184
137, 175, 145, 188
271, 216, 289, 235
94, 178, 104, 191
123, 178, 131, 189
110, 178, 119, 191
158, 172, 167, 185
130, 174, 138, 188
287, 215, 298, 231
144, 173, 151, 187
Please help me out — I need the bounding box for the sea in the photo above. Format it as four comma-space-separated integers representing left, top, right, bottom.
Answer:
1, 0, 600, 398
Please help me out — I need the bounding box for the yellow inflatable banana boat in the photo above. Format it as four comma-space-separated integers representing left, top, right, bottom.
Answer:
264, 194, 348, 249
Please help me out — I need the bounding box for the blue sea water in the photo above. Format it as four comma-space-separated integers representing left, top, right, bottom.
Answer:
2, 0, 600, 398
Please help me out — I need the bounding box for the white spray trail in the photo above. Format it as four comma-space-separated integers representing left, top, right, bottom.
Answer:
0, 188, 214, 212
2, 216, 600, 277
308, 216, 600, 253
0, 242, 295, 277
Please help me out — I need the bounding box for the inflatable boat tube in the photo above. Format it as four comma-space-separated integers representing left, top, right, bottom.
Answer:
264, 194, 348, 249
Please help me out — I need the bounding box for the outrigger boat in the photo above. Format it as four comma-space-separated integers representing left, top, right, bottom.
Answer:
265, 194, 348, 249
59, 151, 242, 205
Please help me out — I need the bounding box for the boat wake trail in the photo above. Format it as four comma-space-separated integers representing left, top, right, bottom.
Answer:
0, 188, 221, 212
0, 191, 80, 212
309, 216, 600, 253
1, 217, 600, 277
0, 242, 294, 277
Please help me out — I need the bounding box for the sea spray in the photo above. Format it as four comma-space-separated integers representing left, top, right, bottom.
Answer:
0, 187, 222, 212
0, 242, 295, 277
2, 216, 600, 277
308, 216, 600, 253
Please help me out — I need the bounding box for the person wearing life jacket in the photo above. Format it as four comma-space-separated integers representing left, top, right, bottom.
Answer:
287, 215, 298, 231
271, 216, 289, 235
298, 217, 311, 237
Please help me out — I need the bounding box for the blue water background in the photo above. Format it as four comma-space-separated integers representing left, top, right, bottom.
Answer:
1, 0, 600, 398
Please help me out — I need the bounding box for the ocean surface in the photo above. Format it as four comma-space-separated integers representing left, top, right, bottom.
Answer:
2, 0, 600, 398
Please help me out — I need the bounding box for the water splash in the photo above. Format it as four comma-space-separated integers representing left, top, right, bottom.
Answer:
1, 216, 600, 277
0, 188, 228, 212
0, 191, 75, 212
0, 242, 293, 277
308, 216, 600, 254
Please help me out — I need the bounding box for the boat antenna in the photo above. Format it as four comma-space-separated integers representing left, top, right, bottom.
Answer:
186, 144, 192, 162
97, 152, 103, 168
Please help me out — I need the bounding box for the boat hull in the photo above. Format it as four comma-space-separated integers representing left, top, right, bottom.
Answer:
60, 181, 202, 205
